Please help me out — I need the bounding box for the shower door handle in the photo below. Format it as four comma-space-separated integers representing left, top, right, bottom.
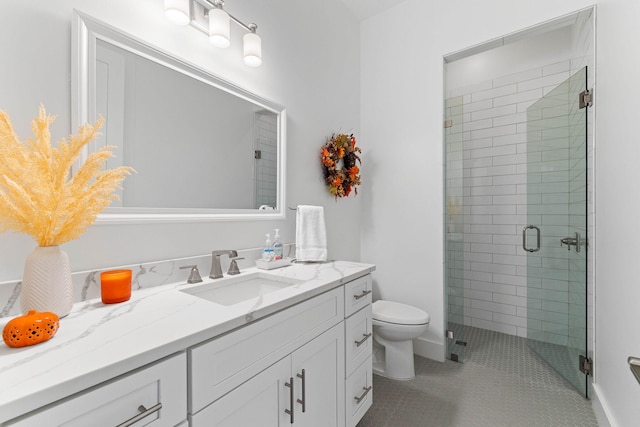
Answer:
560, 232, 581, 253
522, 225, 541, 252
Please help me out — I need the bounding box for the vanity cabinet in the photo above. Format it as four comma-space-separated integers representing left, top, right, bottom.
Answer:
6, 353, 187, 427
192, 323, 344, 426
190, 274, 374, 427
0, 266, 375, 427
190, 286, 346, 426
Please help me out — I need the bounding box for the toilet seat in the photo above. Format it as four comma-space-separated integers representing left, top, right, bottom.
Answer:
372, 300, 430, 325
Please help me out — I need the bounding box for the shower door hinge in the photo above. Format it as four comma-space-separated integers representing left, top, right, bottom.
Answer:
254, 149, 262, 159
579, 90, 592, 109
579, 355, 593, 376
443, 119, 453, 128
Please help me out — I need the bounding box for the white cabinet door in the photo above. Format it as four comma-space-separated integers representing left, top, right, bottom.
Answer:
291, 323, 345, 427
192, 323, 345, 427
191, 357, 290, 427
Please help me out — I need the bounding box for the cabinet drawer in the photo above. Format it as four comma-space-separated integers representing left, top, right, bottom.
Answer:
345, 356, 373, 427
344, 274, 372, 318
7, 353, 187, 427
345, 304, 372, 376
190, 287, 344, 413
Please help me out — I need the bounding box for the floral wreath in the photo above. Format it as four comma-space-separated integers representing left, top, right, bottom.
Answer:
321, 133, 361, 198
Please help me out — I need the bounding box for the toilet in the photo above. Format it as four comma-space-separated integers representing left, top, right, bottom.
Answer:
372, 300, 430, 380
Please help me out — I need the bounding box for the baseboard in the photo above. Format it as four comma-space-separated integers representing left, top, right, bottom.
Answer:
413, 337, 445, 362
591, 383, 615, 427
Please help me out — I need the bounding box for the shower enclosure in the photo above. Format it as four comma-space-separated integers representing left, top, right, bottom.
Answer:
444, 67, 590, 397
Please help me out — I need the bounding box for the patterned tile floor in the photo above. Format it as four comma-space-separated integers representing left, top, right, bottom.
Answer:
358, 326, 598, 427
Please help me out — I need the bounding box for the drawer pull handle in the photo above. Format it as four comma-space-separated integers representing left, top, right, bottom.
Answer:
297, 369, 306, 412
355, 332, 372, 347
285, 377, 294, 424
116, 403, 162, 427
354, 386, 372, 404
353, 289, 372, 300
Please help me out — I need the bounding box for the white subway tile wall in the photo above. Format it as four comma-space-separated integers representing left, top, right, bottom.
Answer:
446, 60, 575, 337
254, 112, 278, 208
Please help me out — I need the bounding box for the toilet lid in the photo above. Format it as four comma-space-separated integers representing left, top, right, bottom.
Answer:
372, 300, 430, 325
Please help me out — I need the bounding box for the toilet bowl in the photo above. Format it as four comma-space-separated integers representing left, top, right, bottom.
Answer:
372, 300, 430, 380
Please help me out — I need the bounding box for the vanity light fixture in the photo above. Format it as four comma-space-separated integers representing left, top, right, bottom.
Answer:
163, 0, 262, 67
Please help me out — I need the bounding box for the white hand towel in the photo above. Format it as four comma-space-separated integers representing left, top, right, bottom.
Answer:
295, 205, 328, 262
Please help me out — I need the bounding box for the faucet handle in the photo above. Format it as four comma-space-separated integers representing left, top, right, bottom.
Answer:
180, 265, 203, 284
227, 257, 245, 275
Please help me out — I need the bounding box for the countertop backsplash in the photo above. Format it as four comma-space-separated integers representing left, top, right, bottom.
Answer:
0, 243, 296, 318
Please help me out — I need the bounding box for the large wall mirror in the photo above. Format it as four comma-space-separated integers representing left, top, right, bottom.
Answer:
72, 11, 286, 223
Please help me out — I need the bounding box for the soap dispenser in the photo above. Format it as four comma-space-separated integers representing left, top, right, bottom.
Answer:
273, 229, 283, 260
262, 233, 274, 261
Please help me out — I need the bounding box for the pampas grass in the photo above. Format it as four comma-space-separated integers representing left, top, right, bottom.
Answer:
0, 104, 133, 246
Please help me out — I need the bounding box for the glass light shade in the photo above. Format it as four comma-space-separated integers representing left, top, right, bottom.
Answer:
209, 8, 231, 48
164, 0, 190, 26
243, 32, 262, 67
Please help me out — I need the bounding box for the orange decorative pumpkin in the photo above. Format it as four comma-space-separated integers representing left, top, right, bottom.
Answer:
2, 310, 60, 348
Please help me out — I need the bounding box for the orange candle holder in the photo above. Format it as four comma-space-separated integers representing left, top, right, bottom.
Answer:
100, 269, 132, 304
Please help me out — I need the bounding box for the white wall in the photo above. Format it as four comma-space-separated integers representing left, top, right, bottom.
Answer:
446, 26, 573, 90
361, 0, 640, 424
0, 0, 362, 279
592, 1, 640, 425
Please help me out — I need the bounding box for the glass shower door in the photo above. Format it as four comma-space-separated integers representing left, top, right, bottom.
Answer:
444, 95, 467, 362
524, 67, 589, 397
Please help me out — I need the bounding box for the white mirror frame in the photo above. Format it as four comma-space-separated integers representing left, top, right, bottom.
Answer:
71, 10, 286, 224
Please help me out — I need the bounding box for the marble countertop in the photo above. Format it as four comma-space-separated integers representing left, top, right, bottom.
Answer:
0, 260, 375, 424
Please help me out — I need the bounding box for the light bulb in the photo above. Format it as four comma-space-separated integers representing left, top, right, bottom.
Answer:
243, 32, 262, 67
209, 8, 230, 48
164, 0, 190, 26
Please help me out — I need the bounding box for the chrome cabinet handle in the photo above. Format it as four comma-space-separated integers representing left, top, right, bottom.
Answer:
285, 377, 294, 424
296, 369, 306, 412
355, 333, 372, 347
353, 289, 372, 300
354, 386, 372, 403
522, 225, 541, 252
116, 403, 162, 427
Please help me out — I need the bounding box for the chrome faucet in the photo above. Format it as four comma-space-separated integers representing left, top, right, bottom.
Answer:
209, 250, 238, 279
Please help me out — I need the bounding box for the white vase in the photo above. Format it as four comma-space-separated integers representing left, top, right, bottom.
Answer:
21, 246, 74, 318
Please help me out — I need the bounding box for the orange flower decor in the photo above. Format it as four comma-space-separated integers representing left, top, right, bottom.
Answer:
321, 133, 361, 198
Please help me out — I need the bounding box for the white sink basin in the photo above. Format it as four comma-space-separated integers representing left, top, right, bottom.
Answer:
180, 272, 303, 306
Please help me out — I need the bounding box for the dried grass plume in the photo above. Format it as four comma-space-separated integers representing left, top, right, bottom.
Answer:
0, 104, 133, 246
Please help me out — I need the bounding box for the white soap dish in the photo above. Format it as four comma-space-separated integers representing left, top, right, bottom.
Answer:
256, 257, 293, 270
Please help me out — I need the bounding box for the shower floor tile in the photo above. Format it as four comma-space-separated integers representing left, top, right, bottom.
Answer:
357, 326, 598, 427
